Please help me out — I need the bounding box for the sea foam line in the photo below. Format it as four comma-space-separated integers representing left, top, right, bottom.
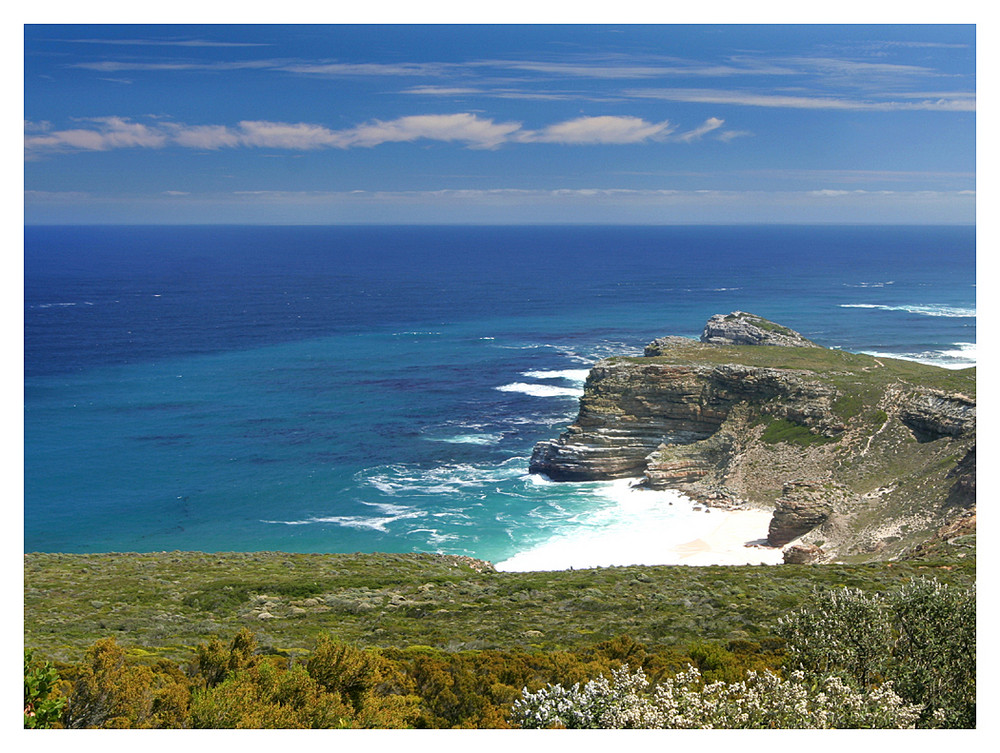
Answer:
840, 303, 975, 318
521, 369, 592, 382
860, 342, 976, 370
496, 382, 583, 398
494, 478, 781, 572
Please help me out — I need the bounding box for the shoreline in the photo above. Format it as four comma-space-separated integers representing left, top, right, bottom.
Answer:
494, 498, 783, 572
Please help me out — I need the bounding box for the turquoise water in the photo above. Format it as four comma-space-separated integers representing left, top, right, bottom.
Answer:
24, 225, 976, 563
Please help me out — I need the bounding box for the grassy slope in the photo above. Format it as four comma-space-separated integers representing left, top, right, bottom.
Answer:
619, 342, 975, 400
24, 551, 973, 664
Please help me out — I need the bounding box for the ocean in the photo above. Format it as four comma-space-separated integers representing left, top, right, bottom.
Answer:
23, 225, 976, 568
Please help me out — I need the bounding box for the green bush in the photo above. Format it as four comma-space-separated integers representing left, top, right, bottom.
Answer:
777, 578, 975, 727
760, 418, 837, 447
24, 649, 66, 729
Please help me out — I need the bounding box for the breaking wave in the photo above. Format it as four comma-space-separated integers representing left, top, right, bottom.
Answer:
840, 303, 975, 318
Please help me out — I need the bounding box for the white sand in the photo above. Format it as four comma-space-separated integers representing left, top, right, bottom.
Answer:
495, 485, 784, 572
660, 508, 784, 566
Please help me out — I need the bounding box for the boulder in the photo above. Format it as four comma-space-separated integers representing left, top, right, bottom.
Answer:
701, 311, 818, 348
782, 544, 824, 564
767, 481, 837, 546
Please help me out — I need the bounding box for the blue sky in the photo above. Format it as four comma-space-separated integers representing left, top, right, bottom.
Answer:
23, 23, 976, 224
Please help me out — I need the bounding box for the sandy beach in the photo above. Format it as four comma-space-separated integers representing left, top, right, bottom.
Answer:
495, 489, 784, 572
660, 507, 784, 566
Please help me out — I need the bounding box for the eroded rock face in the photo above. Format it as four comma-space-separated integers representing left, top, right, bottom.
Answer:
783, 544, 825, 564
701, 311, 819, 348
947, 446, 976, 506
898, 388, 976, 442
766, 482, 841, 546
528, 361, 841, 481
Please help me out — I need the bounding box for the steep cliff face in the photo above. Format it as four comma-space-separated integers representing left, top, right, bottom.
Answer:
529, 317, 976, 563
529, 360, 842, 481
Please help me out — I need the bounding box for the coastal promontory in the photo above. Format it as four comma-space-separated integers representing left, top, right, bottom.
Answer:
530, 312, 976, 563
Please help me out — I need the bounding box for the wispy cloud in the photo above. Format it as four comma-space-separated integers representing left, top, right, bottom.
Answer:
777, 56, 941, 77
24, 116, 168, 153
673, 117, 725, 142
57, 37, 270, 48
72, 59, 285, 72
625, 87, 975, 111
25, 113, 728, 156
519, 116, 674, 144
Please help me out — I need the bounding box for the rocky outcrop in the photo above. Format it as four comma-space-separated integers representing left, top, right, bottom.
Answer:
947, 446, 976, 506
783, 544, 825, 564
645, 335, 699, 357
701, 311, 819, 348
898, 388, 976, 441
766, 481, 848, 546
528, 360, 843, 481
529, 312, 976, 564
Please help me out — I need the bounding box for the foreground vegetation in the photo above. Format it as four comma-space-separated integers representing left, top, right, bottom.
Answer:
25, 578, 974, 729
24, 551, 973, 663
24, 550, 974, 729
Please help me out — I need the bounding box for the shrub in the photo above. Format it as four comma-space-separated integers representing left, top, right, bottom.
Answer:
189, 662, 354, 729
24, 649, 66, 729
511, 664, 923, 729
61, 638, 189, 729
777, 578, 975, 727
193, 627, 260, 688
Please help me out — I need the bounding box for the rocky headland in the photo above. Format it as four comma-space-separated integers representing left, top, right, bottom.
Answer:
529, 312, 976, 563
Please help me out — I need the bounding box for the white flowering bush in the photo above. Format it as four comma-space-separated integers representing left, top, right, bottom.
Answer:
777, 578, 975, 728
511, 664, 923, 729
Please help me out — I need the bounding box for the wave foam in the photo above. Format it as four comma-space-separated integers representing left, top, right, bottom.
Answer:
496, 382, 583, 398
861, 341, 976, 369
262, 503, 426, 532
521, 369, 591, 383
361, 458, 528, 497
426, 433, 502, 446
31, 301, 94, 309
495, 479, 782, 572
840, 303, 975, 318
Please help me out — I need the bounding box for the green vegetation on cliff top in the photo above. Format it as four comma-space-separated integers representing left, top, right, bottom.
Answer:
615, 341, 975, 398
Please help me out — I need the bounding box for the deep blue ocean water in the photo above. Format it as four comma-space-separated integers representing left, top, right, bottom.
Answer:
24, 225, 976, 566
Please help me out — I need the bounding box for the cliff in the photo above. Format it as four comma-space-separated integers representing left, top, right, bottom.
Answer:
529, 314, 976, 563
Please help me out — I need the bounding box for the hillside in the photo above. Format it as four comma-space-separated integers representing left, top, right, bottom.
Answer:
23, 550, 973, 665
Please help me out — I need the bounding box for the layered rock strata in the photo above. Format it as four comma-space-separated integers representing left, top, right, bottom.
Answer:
529, 312, 976, 563
529, 360, 842, 481
766, 481, 846, 546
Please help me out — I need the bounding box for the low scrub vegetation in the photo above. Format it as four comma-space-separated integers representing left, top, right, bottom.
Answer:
25, 578, 974, 729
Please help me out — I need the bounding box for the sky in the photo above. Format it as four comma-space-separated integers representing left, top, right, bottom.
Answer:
23, 23, 977, 225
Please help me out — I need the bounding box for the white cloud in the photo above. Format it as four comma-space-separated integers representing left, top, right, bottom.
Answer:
24, 116, 168, 153
235, 121, 343, 149
25, 113, 735, 156
167, 124, 243, 149
279, 62, 449, 77
521, 116, 673, 144
341, 113, 522, 149
716, 130, 752, 143
60, 37, 270, 48
626, 88, 976, 112
673, 117, 724, 143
